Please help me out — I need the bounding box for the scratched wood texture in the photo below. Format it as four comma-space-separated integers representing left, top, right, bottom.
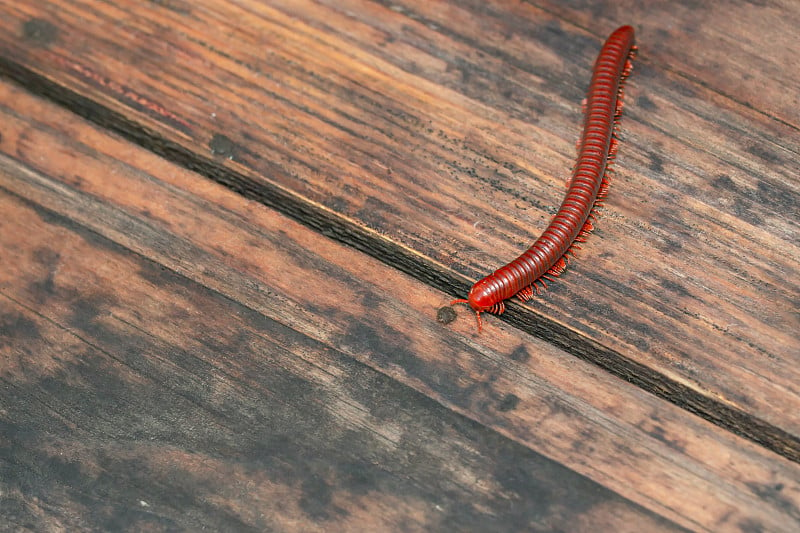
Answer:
0, 0, 797, 454
2, 78, 800, 532
0, 0, 798, 530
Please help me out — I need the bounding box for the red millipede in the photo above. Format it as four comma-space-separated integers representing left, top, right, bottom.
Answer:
451, 25, 637, 331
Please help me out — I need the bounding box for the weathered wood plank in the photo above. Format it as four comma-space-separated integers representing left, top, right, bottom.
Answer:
529, 0, 800, 125
0, 203, 684, 532
1, 79, 799, 531
1, 0, 795, 450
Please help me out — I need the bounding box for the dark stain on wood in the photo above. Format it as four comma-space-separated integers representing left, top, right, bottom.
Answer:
648, 151, 665, 174
745, 481, 800, 522
148, 0, 192, 16
508, 345, 531, 363
435, 305, 457, 324
209, 132, 236, 160
645, 424, 687, 454
636, 93, 657, 111
22, 18, 58, 47
27, 246, 59, 302
0, 311, 40, 346
497, 393, 520, 412
658, 278, 692, 299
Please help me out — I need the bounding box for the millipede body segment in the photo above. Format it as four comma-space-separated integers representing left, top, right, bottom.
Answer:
452, 25, 637, 331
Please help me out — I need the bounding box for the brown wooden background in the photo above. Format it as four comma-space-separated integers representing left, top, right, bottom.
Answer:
1, 0, 798, 531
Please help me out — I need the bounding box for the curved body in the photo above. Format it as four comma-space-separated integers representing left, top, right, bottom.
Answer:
453, 26, 637, 330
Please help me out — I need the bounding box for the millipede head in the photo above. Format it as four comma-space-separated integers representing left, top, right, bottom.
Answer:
450, 278, 508, 332
449, 298, 485, 332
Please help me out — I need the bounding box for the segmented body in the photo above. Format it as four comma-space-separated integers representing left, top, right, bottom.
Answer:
452, 26, 637, 330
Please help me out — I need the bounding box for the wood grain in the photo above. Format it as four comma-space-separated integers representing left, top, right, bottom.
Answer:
1, 78, 799, 531
0, 197, 683, 532
531, 0, 800, 125
0, 0, 796, 455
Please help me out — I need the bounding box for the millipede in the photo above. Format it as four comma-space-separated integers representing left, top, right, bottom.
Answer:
451, 25, 637, 331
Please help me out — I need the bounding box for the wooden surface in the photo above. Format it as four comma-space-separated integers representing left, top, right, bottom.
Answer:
0, 0, 798, 531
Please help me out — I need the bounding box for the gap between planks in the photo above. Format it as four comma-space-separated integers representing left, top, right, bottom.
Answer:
1, 56, 798, 465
